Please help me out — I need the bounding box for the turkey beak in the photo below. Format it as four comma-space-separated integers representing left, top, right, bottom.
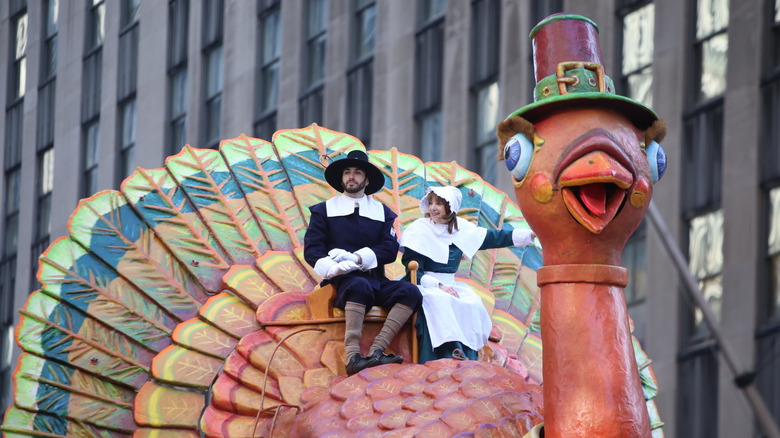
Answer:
558, 150, 633, 234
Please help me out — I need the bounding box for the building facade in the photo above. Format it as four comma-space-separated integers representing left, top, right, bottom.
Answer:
0, 0, 777, 436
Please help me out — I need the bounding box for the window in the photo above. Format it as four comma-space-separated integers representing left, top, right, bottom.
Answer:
35, 149, 55, 243
3, 170, 20, 259
204, 46, 223, 147
202, 0, 224, 148
346, 0, 376, 145
693, 0, 728, 102
255, 0, 280, 140
9, 12, 27, 103
620, 3, 654, 107
31, 148, 54, 289
622, 222, 648, 343
528, 0, 563, 92
82, 0, 104, 198
170, 69, 188, 152
470, 0, 500, 185
414, 0, 445, 161
757, 1, 780, 419
33, 0, 58, 290
117, 0, 139, 183
118, 100, 137, 182
618, 1, 653, 348
676, 347, 719, 438
473, 83, 499, 185
299, 0, 328, 126
86, 0, 105, 53
304, 0, 328, 88
677, 1, 727, 433
83, 121, 100, 197
118, 4, 139, 101
41, 0, 58, 81
354, 0, 376, 62
2, 0, 26, 419
419, 112, 442, 162
770, 0, 780, 70
122, 0, 141, 27
168, 0, 189, 154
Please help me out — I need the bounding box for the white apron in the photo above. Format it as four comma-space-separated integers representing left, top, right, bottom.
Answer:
419, 272, 492, 351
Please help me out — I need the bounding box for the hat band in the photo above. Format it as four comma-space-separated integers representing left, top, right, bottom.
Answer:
534, 62, 615, 102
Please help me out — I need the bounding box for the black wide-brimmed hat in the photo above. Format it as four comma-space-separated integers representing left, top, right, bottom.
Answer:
324, 150, 385, 195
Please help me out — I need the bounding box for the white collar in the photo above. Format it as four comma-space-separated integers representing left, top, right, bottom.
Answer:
400, 217, 487, 263
326, 194, 385, 222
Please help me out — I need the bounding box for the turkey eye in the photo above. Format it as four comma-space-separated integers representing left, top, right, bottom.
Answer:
645, 140, 667, 183
504, 133, 534, 182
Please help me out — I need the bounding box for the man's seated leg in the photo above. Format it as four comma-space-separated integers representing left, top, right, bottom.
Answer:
370, 280, 422, 364
337, 276, 381, 376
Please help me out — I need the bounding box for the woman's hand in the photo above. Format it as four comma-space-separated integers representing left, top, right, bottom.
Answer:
440, 285, 459, 298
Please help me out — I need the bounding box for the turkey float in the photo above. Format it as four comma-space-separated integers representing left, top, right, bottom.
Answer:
2, 14, 665, 438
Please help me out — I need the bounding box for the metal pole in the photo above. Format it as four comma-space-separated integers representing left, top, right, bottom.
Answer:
646, 201, 780, 438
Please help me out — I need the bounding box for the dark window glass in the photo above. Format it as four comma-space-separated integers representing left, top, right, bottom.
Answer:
258, 5, 281, 116
419, 111, 442, 162
470, 0, 499, 84
118, 100, 137, 181
168, 0, 189, 155
202, 0, 224, 148
756, 327, 780, 426
86, 0, 105, 52
354, 0, 376, 62
170, 68, 188, 152
254, 113, 277, 142
35, 148, 54, 242
347, 62, 373, 145
9, 13, 28, 102
83, 121, 100, 197
299, 86, 324, 127
415, 2, 445, 160
528, 0, 563, 92
41, 0, 58, 80
202, 0, 224, 48
620, 3, 654, 106
37, 81, 56, 150
121, 0, 141, 28
304, 0, 328, 88
677, 348, 719, 437
692, 0, 728, 102
3, 169, 20, 257
682, 106, 723, 214
168, 0, 189, 68
118, 25, 139, 101
81, 51, 103, 122
204, 46, 223, 146
473, 83, 498, 185
4, 105, 24, 169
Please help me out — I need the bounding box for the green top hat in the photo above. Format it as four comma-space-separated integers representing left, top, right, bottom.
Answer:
509, 14, 657, 129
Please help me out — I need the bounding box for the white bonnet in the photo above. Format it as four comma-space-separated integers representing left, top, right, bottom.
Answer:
419, 186, 462, 215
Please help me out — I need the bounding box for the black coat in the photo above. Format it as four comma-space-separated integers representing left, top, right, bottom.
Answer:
304, 201, 416, 309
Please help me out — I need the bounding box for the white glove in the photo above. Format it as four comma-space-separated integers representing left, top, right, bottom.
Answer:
512, 229, 537, 247
325, 260, 360, 279
329, 248, 359, 264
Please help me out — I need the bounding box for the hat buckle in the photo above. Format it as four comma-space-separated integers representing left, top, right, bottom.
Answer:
556, 61, 606, 95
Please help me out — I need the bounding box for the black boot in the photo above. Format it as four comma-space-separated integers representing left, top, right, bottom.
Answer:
369, 349, 404, 365
345, 353, 379, 376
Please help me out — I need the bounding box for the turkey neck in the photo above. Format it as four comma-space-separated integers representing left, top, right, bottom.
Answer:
537, 264, 651, 438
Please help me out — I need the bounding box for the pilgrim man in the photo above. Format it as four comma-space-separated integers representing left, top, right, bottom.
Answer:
303, 150, 422, 376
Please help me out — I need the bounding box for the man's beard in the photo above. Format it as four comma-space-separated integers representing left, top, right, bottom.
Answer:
343, 179, 367, 194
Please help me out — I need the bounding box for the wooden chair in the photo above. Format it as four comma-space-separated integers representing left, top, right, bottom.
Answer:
304, 261, 420, 363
